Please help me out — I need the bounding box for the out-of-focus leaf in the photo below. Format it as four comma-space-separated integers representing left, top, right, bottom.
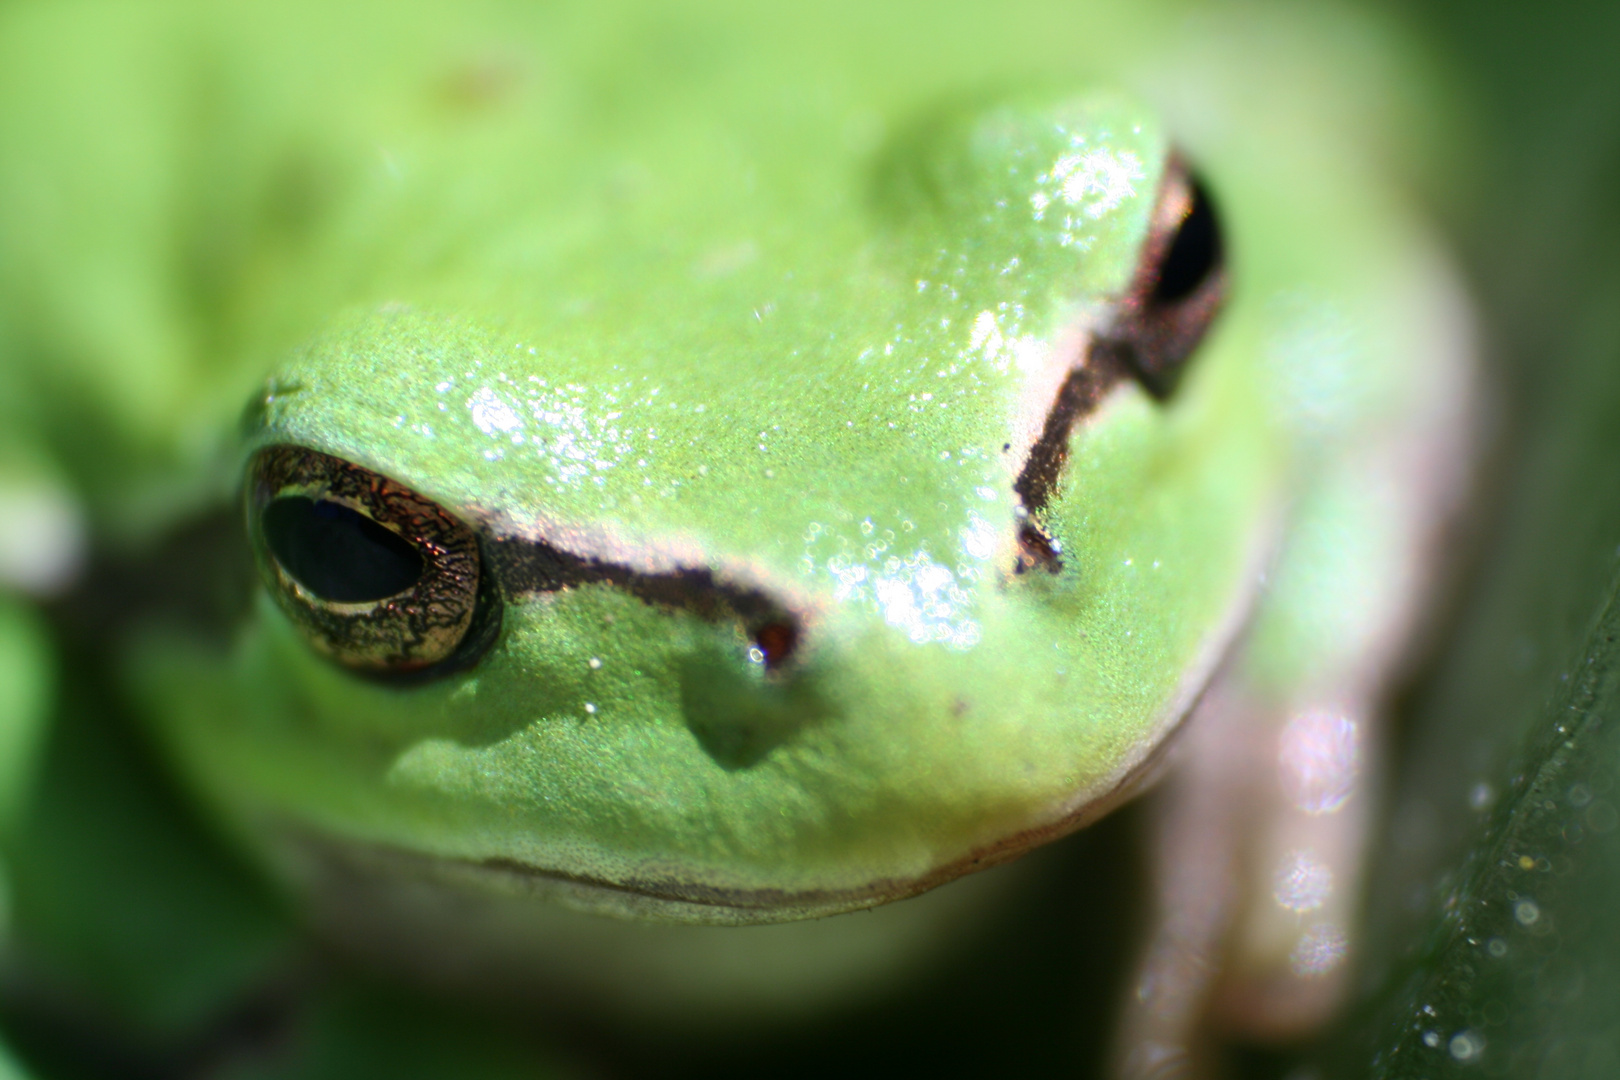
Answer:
1322, 0, 1620, 1076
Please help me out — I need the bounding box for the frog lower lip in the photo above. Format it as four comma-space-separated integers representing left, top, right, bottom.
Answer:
272, 821, 917, 924
266, 782, 1139, 927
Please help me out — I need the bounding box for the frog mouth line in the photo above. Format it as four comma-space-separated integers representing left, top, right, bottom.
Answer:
273, 752, 1163, 927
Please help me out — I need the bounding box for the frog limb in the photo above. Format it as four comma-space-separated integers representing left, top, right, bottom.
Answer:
1115, 245, 1479, 1074
1112, 674, 1248, 1080
1114, 541, 1427, 1074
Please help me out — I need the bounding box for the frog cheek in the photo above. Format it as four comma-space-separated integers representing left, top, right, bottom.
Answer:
675, 633, 836, 772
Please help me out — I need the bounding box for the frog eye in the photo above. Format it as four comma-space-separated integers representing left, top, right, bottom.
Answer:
246, 446, 497, 675
1106, 155, 1227, 398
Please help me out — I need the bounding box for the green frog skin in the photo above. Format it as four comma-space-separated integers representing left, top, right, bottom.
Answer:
0, 2, 1478, 1075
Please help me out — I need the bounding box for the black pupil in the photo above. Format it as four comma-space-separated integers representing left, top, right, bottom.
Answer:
262, 496, 424, 603
1151, 179, 1221, 305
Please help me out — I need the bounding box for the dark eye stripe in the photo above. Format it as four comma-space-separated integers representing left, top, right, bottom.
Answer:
1011, 347, 1132, 574
485, 534, 804, 672
1011, 154, 1228, 574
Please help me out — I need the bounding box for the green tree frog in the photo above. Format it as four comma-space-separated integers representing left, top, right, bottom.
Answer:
0, 0, 1478, 1075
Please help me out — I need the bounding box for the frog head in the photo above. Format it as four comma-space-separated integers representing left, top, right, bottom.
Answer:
161, 90, 1274, 924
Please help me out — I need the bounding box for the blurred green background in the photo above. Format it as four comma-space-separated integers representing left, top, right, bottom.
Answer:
1329, 0, 1620, 1076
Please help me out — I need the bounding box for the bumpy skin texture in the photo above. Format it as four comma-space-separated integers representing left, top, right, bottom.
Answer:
0, 0, 1474, 1070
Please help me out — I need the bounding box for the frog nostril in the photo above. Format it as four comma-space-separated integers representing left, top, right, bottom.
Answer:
750, 620, 798, 669
1014, 522, 1063, 575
